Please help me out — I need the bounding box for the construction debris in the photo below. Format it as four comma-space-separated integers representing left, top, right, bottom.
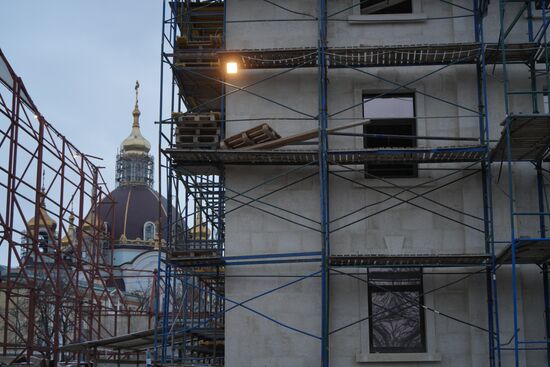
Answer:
222, 123, 281, 149
241, 119, 371, 150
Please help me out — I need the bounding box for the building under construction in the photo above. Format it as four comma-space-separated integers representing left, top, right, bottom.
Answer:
4, 0, 550, 366
155, 0, 550, 366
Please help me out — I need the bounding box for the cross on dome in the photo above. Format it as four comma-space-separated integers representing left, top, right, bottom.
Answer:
121, 80, 151, 155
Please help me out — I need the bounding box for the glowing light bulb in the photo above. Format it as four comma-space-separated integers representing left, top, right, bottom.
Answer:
226, 62, 238, 74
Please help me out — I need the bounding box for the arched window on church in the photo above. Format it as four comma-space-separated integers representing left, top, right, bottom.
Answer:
143, 221, 155, 242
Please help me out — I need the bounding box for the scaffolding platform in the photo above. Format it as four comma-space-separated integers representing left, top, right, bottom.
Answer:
60, 328, 160, 352
330, 253, 491, 267
188, 327, 224, 343
491, 114, 550, 161
171, 1, 224, 42
167, 145, 485, 167
60, 327, 224, 354
172, 242, 221, 253
170, 42, 540, 113
497, 238, 550, 264
173, 67, 222, 112
170, 42, 539, 114
167, 254, 225, 268
215, 42, 538, 69
330, 239, 550, 268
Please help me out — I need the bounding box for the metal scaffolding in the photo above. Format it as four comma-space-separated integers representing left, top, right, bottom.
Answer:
153, 1, 550, 366
498, 1, 550, 365
0, 49, 153, 366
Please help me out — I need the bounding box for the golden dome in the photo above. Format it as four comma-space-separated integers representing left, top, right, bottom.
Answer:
120, 81, 151, 155
189, 222, 211, 240
188, 203, 211, 240
83, 210, 97, 229
27, 186, 57, 232
27, 207, 57, 230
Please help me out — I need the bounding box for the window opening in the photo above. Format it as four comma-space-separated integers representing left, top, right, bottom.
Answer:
143, 221, 156, 242
361, 0, 413, 15
368, 268, 426, 353
363, 94, 417, 178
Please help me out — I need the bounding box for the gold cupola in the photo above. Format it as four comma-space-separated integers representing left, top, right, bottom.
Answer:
26, 184, 57, 236
120, 81, 151, 155
116, 82, 154, 187
188, 202, 211, 240
61, 211, 75, 247
26, 206, 57, 231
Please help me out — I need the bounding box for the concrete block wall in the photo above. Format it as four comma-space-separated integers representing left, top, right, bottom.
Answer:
224, 0, 549, 365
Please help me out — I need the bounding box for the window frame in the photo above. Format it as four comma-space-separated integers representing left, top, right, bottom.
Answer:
349, 0, 427, 24
367, 268, 426, 354
143, 221, 156, 242
360, 0, 413, 15
362, 93, 418, 179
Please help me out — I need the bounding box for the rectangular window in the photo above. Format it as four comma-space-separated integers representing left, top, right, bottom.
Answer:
363, 94, 417, 178
361, 0, 413, 14
368, 268, 426, 353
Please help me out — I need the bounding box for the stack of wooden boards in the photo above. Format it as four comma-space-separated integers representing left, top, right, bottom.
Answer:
222, 123, 281, 149
174, 35, 221, 68
174, 112, 220, 149
176, 34, 222, 49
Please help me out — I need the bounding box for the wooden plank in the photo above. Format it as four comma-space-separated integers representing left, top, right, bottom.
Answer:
241, 119, 371, 150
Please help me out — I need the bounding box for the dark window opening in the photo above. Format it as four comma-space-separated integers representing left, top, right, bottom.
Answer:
368, 268, 426, 353
536, 2, 550, 10
363, 94, 417, 178
361, 0, 413, 15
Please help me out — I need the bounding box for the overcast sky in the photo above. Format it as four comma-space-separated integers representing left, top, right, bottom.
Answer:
1, 1, 169, 265
1, 0, 165, 190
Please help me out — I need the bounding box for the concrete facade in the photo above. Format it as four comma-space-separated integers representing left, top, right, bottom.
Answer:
223, 1, 549, 366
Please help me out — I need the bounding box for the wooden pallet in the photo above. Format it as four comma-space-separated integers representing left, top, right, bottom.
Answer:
222, 123, 281, 149
173, 111, 220, 123
176, 136, 219, 149
176, 34, 222, 49
178, 135, 219, 144
178, 126, 219, 135
175, 112, 220, 149
174, 34, 221, 68
177, 119, 217, 128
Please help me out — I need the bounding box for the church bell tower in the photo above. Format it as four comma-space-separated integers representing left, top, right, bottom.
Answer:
115, 81, 154, 187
